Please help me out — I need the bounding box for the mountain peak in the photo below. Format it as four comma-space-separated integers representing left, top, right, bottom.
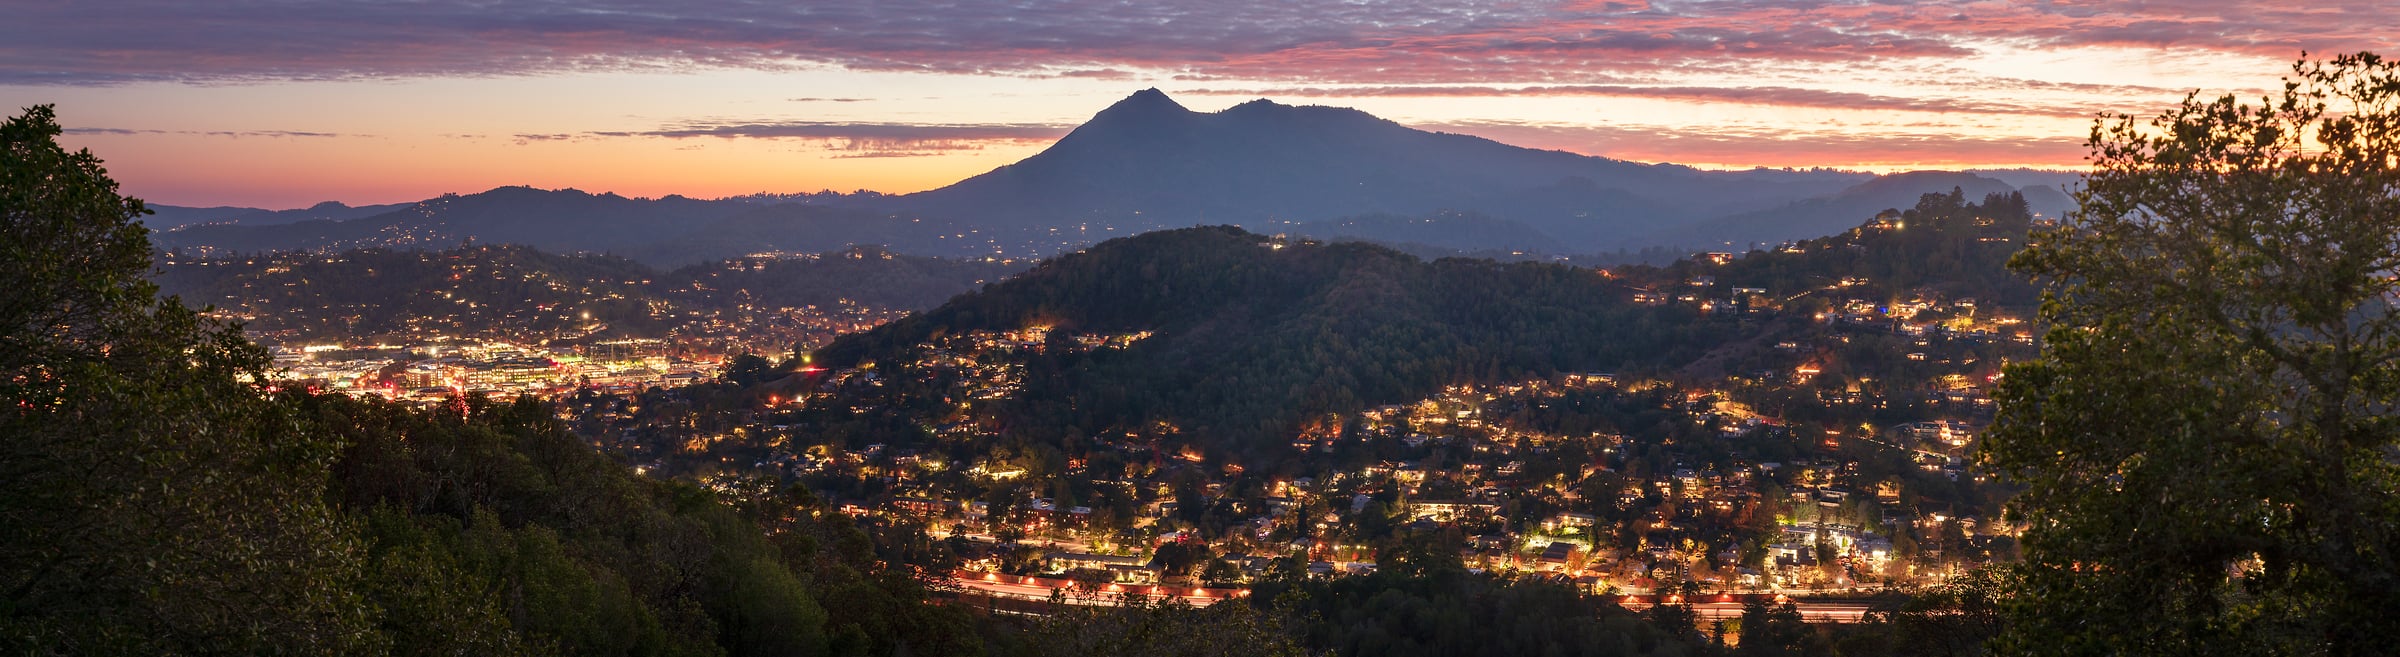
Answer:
1099, 87, 1188, 116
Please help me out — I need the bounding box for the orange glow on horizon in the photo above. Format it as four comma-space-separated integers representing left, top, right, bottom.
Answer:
1, 34, 2308, 208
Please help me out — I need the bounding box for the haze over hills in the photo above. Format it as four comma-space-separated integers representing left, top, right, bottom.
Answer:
155, 187, 968, 266
152, 90, 2079, 264
1640, 170, 2024, 250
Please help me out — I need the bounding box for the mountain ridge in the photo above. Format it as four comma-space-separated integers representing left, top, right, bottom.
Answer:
152, 90, 2083, 263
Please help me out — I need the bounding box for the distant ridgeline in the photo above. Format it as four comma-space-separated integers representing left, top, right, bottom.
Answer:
152, 244, 1023, 344
806, 188, 2041, 459
147, 91, 2079, 265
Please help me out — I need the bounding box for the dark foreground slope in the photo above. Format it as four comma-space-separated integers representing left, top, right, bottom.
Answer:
2, 105, 986, 656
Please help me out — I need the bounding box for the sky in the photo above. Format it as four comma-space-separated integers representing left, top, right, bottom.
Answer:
3, 0, 2391, 209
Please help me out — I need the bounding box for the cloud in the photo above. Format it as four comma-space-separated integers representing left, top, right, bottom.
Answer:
7, 0, 2388, 87
830, 151, 951, 159
65, 127, 344, 138
1422, 119, 2088, 169
518, 120, 1072, 154
1180, 84, 2104, 117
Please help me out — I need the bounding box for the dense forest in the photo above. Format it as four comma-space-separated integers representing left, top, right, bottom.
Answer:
814, 225, 1746, 458
1649, 188, 2040, 311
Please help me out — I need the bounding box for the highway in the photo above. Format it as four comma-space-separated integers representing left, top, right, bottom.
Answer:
948, 572, 1241, 608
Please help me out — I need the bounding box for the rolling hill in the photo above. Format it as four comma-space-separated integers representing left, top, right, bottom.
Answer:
811, 226, 1742, 456
806, 188, 2044, 458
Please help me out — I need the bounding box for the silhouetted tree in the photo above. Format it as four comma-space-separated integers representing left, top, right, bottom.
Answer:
1987, 52, 2400, 655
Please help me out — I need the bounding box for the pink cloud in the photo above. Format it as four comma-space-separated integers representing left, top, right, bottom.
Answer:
520, 120, 1073, 154
1179, 84, 2104, 117
1422, 119, 2089, 169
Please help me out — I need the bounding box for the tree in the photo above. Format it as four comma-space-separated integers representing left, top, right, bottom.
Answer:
1, 105, 376, 652
1985, 53, 2400, 655
724, 352, 774, 387
1734, 599, 1810, 657
1022, 596, 1312, 657
1871, 566, 2014, 657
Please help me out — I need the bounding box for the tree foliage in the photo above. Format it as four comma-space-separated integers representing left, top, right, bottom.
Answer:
1018, 595, 1314, 657
0, 104, 986, 656
816, 226, 1746, 458
1251, 569, 1713, 657
1985, 53, 2400, 655
1, 104, 379, 653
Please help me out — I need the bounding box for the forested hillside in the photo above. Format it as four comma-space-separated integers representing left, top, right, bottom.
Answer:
1651, 188, 2041, 310
816, 226, 1741, 456
804, 188, 2041, 469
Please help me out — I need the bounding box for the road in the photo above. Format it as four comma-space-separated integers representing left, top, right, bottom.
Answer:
948, 572, 1241, 608
1616, 597, 1875, 623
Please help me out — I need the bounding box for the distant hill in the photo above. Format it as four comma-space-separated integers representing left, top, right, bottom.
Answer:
1962, 168, 2083, 220
1962, 168, 2084, 191
607, 202, 965, 266
155, 187, 751, 262
1656, 188, 2044, 311
143, 200, 409, 229
152, 187, 977, 267
2015, 184, 2078, 220
1291, 211, 1561, 253
1639, 171, 2019, 249
664, 245, 1019, 310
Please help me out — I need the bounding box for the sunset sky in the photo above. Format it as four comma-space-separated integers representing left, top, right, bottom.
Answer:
4, 1, 2391, 208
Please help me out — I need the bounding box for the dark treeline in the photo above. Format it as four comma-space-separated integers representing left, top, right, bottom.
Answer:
1240, 536, 2010, 657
